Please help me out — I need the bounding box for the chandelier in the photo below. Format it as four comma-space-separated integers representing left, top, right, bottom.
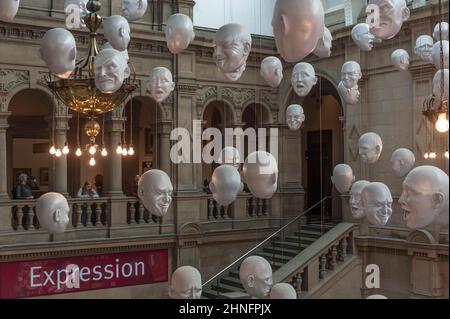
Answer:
422, 0, 449, 133
46, 0, 137, 162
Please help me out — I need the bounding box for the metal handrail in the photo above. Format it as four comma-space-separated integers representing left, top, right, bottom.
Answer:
203, 196, 332, 287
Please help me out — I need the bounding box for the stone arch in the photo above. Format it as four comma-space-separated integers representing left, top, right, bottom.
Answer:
407, 229, 437, 245
201, 99, 235, 125
121, 95, 164, 120
241, 101, 273, 125
178, 222, 203, 235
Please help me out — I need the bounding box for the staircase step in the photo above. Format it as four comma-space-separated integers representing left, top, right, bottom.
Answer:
302, 224, 334, 232
295, 229, 326, 238
202, 289, 219, 299
229, 270, 240, 279
285, 236, 318, 246
211, 283, 245, 294
262, 246, 299, 257
258, 252, 293, 264
220, 276, 244, 289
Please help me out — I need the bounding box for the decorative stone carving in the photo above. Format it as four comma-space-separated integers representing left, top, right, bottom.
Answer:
0, 69, 30, 93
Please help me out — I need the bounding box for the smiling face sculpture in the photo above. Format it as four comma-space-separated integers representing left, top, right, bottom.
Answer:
138, 169, 173, 217
349, 180, 371, 219
361, 182, 393, 226
286, 104, 305, 131
368, 0, 410, 41
291, 62, 317, 97
213, 23, 252, 82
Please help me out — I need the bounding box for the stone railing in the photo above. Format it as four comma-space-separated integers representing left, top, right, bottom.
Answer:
206, 196, 234, 220
126, 199, 161, 224
10, 198, 110, 231
273, 223, 359, 298
246, 196, 270, 217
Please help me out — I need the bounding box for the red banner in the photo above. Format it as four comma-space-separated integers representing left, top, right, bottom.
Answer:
0, 249, 168, 299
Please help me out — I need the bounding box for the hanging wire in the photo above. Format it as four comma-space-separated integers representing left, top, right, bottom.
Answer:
129, 95, 133, 149
102, 113, 105, 147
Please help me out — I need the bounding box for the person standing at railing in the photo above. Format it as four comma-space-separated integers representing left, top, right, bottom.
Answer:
14, 174, 34, 200
77, 181, 99, 198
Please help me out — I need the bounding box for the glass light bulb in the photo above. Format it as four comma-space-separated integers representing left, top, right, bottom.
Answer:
116, 144, 123, 154
89, 145, 97, 155
122, 147, 128, 156
128, 146, 135, 156
101, 148, 108, 157
89, 157, 96, 166
435, 113, 449, 133
430, 152, 437, 159
445, 151, 449, 159
55, 149, 62, 157
75, 148, 82, 157
49, 146, 56, 155
62, 145, 69, 155
424, 152, 429, 159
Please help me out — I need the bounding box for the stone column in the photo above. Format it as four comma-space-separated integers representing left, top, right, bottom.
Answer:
105, 112, 125, 197
53, 108, 71, 197
158, 120, 173, 178
0, 112, 11, 200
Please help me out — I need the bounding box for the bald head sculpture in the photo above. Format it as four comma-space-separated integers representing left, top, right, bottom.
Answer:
415, 35, 434, 62
209, 165, 243, 206
352, 23, 375, 51
240, 256, 273, 298
242, 151, 278, 199
350, 180, 371, 219
269, 283, 297, 299
169, 266, 202, 299
331, 164, 355, 194
94, 48, 130, 93
391, 148, 415, 178
399, 166, 449, 229
368, 0, 410, 40
272, 0, 325, 62
313, 27, 333, 58
36, 192, 70, 234
260, 56, 283, 88
0, 0, 20, 21
138, 169, 173, 217
361, 182, 393, 225
358, 132, 383, 164
103, 15, 130, 52
165, 13, 195, 54
291, 62, 317, 97
213, 23, 252, 81
147, 67, 175, 103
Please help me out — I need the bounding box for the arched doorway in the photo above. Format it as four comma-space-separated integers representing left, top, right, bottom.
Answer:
201, 100, 234, 182
286, 76, 344, 221
241, 103, 272, 160
7, 88, 53, 198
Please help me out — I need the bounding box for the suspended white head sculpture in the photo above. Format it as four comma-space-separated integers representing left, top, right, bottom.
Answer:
260, 56, 283, 88
218, 146, 241, 170
169, 266, 202, 299
349, 180, 371, 219
331, 164, 355, 194
286, 104, 305, 131
269, 283, 297, 299
242, 151, 278, 199
35, 192, 70, 234
313, 27, 333, 58
368, 0, 410, 40
0, 0, 20, 21
358, 132, 383, 164
103, 15, 131, 52
361, 182, 393, 226
366, 294, 388, 299
391, 49, 410, 71
272, 0, 324, 63
122, 0, 148, 21
40, 28, 77, 79
433, 22, 449, 42
351, 23, 375, 51
213, 23, 252, 82
291, 62, 318, 97
390, 148, 415, 178
338, 82, 360, 105
138, 169, 173, 217
433, 69, 449, 102
240, 256, 273, 298
64, 0, 88, 30
94, 48, 130, 93
431, 40, 449, 69
399, 165, 449, 229
147, 67, 175, 103
165, 13, 195, 54
414, 35, 434, 62
100, 42, 129, 61
209, 165, 243, 206
341, 61, 362, 89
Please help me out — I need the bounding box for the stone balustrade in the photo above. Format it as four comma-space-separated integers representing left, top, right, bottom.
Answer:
273, 223, 359, 298
204, 193, 272, 220
126, 199, 161, 225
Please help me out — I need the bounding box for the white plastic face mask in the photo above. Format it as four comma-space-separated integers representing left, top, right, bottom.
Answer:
170, 266, 202, 299
272, 0, 324, 62
36, 192, 70, 234
391, 49, 410, 71
138, 169, 173, 217
352, 23, 375, 51
286, 104, 305, 131
94, 48, 130, 93
260, 56, 283, 88
40, 28, 77, 79
147, 67, 175, 103
368, 0, 410, 40
0, 0, 20, 22
122, 0, 148, 21
213, 23, 252, 81
291, 63, 317, 97
165, 13, 195, 54
399, 166, 449, 229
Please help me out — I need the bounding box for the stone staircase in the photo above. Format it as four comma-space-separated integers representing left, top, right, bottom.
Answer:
203, 223, 336, 299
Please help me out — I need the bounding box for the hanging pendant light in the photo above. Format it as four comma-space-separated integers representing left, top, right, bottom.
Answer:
89, 157, 96, 166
